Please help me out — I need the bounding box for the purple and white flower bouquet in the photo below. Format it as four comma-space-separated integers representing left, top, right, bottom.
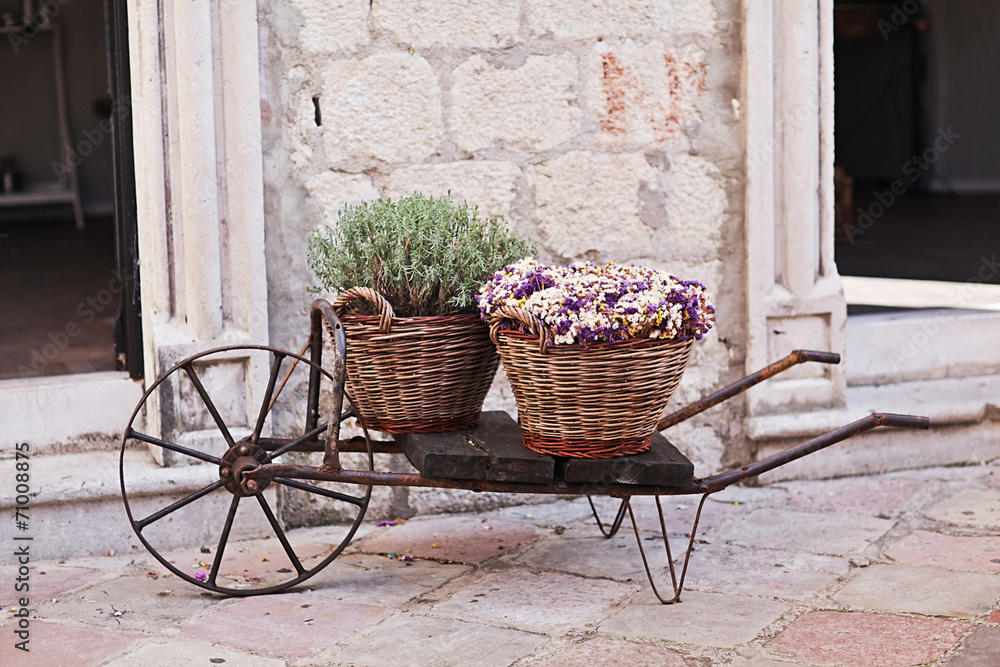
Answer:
478, 259, 715, 348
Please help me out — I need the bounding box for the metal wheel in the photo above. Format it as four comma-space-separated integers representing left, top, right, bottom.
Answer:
120, 344, 373, 596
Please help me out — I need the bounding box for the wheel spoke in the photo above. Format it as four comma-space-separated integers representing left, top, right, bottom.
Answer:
135, 480, 225, 530
183, 363, 236, 449
127, 428, 221, 465
265, 423, 328, 462
256, 494, 304, 575
208, 495, 241, 586
273, 477, 367, 506
252, 353, 285, 445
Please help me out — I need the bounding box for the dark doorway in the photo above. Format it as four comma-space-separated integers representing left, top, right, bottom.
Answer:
833, 1, 1000, 309
0, 0, 140, 380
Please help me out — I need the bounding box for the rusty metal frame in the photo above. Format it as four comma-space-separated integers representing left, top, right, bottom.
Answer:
120, 298, 931, 601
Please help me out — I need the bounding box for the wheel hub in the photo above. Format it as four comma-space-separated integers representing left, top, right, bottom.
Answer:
220, 441, 269, 496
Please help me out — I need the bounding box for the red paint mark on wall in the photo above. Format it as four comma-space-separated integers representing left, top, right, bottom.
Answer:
599, 47, 707, 142
601, 52, 629, 135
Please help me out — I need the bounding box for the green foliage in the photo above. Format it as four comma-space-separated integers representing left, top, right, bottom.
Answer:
308, 192, 537, 317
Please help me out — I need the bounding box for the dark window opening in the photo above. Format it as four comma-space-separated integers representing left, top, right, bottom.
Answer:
833, 1, 1000, 314
0, 0, 141, 380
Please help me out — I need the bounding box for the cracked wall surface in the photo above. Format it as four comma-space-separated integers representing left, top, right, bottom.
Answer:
257, 0, 747, 520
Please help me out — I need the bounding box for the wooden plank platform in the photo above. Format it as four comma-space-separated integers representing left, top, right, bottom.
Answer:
397, 411, 695, 487
555, 433, 694, 487
398, 412, 554, 483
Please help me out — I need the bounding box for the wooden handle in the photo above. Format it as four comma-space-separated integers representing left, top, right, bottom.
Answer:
488, 305, 552, 354
332, 287, 395, 333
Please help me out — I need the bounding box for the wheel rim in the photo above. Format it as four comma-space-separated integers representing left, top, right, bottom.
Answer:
119, 344, 373, 596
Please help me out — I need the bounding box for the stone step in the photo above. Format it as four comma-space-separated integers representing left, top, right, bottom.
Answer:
0, 450, 273, 565
748, 374, 1000, 482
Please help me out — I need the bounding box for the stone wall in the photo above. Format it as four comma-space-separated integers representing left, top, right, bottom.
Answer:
257, 0, 747, 520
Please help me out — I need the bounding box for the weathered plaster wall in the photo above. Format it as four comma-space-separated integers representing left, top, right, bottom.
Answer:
257, 0, 746, 520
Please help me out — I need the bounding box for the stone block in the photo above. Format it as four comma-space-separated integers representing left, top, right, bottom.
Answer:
884, 530, 1000, 572
452, 54, 580, 152
519, 637, 686, 666
766, 611, 967, 667
384, 161, 521, 218
925, 488, 1000, 529
584, 42, 706, 148
328, 614, 545, 666
715, 508, 893, 558
181, 592, 391, 658
663, 0, 719, 39
356, 515, 537, 564
664, 153, 726, 258
527, 151, 660, 258
373, 0, 520, 49
435, 569, 632, 632
944, 626, 1000, 667
0, 620, 141, 665
305, 172, 380, 228
528, 0, 661, 40
287, 0, 369, 55
321, 54, 442, 165
105, 639, 285, 667
599, 589, 789, 648
833, 564, 1000, 617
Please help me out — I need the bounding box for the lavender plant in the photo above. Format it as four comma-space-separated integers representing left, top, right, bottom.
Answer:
308, 193, 536, 317
478, 259, 715, 347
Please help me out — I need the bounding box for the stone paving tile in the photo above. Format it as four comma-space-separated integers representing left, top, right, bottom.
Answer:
310, 552, 470, 605
988, 610, 1000, 624
0, 564, 103, 609
739, 659, 802, 667
781, 476, 923, 517
357, 515, 537, 564
681, 543, 849, 600
516, 532, 658, 582
944, 625, 1000, 666
884, 530, 1000, 572
434, 568, 632, 633
0, 619, 142, 665
321, 613, 546, 666
105, 638, 286, 666
37, 571, 220, 632
714, 508, 894, 557
599, 590, 789, 648
925, 488, 1000, 529
181, 592, 390, 658
519, 636, 687, 666
488, 498, 599, 526
834, 564, 1000, 617
626, 495, 753, 541
766, 611, 968, 667
164, 540, 331, 588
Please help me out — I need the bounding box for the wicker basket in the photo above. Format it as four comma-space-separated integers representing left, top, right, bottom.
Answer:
488, 305, 693, 458
330, 287, 500, 433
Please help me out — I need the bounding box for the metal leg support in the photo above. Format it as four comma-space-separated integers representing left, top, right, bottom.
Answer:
627, 493, 711, 604
587, 496, 630, 538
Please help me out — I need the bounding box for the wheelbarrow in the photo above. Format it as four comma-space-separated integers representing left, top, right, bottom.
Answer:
119, 299, 929, 602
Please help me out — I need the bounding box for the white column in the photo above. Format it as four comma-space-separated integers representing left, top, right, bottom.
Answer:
128, 0, 269, 452
744, 0, 845, 414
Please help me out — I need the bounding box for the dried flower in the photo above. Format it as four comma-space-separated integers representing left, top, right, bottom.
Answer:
478, 259, 715, 347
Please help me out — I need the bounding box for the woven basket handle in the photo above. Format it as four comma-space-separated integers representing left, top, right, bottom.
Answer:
332, 287, 395, 333
488, 305, 552, 354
